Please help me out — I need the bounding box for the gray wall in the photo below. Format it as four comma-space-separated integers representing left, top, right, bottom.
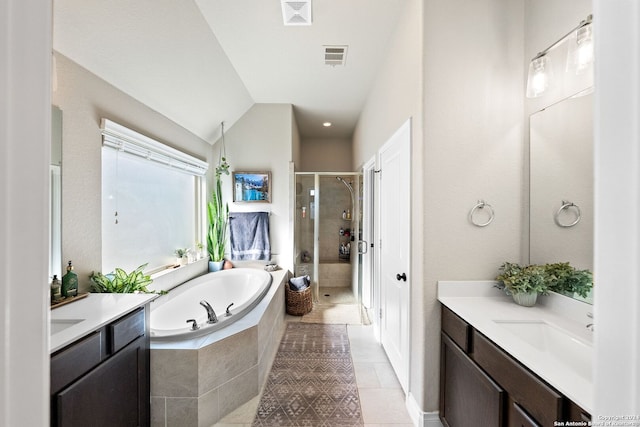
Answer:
353, 0, 524, 413
53, 53, 213, 293
221, 103, 296, 270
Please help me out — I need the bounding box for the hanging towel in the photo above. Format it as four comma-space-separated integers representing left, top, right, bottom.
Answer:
229, 212, 271, 261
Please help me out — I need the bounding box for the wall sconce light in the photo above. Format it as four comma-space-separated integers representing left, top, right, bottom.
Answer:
526, 14, 593, 98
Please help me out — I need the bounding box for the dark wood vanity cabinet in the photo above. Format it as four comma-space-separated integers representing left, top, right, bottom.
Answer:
440, 306, 590, 427
51, 307, 150, 427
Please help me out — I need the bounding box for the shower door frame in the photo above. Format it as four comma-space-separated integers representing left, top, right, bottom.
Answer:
294, 171, 362, 303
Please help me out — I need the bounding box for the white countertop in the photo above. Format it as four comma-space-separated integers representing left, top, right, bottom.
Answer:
438, 281, 594, 414
50, 293, 158, 353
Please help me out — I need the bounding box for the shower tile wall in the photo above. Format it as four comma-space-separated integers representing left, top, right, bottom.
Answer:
319, 176, 353, 262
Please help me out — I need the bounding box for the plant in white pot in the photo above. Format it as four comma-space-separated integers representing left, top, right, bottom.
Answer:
495, 262, 549, 307
207, 124, 230, 272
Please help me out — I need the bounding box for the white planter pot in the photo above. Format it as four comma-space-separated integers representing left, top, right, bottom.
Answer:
512, 292, 538, 307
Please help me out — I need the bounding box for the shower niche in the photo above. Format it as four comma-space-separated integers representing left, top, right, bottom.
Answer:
294, 173, 361, 302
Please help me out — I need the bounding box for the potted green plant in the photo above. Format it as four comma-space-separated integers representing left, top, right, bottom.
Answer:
495, 262, 550, 306
90, 263, 154, 293
174, 248, 188, 265
544, 262, 593, 299
207, 128, 230, 272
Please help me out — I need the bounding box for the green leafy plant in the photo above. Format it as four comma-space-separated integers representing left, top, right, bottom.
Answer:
496, 262, 550, 296
174, 248, 187, 258
207, 156, 230, 263
90, 263, 154, 293
544, 262, 593, 298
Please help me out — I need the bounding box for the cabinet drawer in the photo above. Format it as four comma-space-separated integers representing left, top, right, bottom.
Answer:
441, 306, 471, 353
110, 307, 145, 354
51, 331, 102, 394
472, 330, 562, 427
565, 400, 591, 423
510, 401, 540, 427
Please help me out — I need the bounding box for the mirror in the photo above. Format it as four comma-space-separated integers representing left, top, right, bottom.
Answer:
50, 106, 62, 280
529, 92, 593, 303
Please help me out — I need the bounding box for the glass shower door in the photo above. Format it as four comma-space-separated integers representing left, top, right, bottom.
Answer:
294, 174, 316, 297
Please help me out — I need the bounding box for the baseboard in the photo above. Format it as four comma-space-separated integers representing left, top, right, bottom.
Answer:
406, 393, 444, 427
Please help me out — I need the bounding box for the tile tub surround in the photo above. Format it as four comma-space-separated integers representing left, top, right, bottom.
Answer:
150, 270, 287, 427
437, 280, 594, 413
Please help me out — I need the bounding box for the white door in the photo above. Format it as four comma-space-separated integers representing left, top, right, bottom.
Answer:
378, 119, 411, 392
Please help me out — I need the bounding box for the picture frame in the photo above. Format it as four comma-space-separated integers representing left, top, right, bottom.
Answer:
232, 171, 272, 203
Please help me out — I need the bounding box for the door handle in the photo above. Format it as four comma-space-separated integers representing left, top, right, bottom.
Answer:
358, 240, 368, 254
396, 273, 407, 282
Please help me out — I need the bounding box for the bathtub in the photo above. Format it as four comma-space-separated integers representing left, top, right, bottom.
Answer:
150, 268, 272, 340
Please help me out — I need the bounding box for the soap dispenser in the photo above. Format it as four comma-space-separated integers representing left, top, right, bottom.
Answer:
50, 275, 62, 302
61, 260, 79, 298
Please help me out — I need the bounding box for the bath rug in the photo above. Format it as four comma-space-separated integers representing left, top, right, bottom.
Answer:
252, 323, 364, 427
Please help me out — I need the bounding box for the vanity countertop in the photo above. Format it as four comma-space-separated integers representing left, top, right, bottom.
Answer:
50, 293, 158, 354
438, 281, 593, 414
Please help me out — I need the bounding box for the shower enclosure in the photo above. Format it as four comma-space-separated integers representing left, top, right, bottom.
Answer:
294, 173, 361, 304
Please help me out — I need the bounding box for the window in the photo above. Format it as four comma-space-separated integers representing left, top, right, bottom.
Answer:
101, 119, 208, 274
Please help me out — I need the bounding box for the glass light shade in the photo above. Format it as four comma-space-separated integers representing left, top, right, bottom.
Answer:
567, 23, 594, 74
526, 55, 552, 98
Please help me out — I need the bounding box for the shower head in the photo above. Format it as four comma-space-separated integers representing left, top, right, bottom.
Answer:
336, 176, 354, 195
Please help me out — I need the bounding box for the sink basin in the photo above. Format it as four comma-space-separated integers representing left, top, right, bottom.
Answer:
51, 318, 84, 335
494, 320, 592, 380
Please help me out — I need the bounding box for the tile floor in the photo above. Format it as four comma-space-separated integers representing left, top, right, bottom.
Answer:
212, 309, 414, 427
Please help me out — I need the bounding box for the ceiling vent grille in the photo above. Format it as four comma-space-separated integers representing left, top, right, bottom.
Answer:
324, 45, 348, 66
281, 0, 312, 26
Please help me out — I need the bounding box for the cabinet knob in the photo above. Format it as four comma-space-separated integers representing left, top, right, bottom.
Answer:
396, 273, 407, 282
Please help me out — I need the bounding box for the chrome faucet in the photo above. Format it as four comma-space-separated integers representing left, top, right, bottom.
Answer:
586, 312, 594, 331
200, 300, 218, 324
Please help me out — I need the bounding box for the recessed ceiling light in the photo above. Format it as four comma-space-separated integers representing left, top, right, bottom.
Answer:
323, 122, 332, 127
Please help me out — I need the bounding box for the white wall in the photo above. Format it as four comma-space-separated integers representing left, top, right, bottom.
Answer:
53, 53, 213, 292
222, 103, 295, 271
0, 0, 51, 425
592, 0, 640, 416
299, 138, 353, 172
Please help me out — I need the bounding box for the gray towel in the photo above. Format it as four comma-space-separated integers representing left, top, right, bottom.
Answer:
229, 212, 271, 261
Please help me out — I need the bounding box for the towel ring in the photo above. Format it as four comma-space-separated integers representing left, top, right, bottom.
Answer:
469, 200, 495, 227
554, 200, 581, 227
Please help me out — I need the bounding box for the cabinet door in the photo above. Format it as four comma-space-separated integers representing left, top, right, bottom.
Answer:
440, 333, 504, 427
55, 335, 148, 427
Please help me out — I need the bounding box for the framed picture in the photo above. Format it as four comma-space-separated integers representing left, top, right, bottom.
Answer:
232, 171, 272, 203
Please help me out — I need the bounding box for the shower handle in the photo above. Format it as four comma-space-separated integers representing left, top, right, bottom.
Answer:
358, 240, 368, 254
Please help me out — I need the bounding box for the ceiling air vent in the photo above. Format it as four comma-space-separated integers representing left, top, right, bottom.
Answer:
281, 0, 312, 26
324, 45, 348, 66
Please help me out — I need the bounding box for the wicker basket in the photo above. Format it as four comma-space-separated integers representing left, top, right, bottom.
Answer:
285, 283, 313, 316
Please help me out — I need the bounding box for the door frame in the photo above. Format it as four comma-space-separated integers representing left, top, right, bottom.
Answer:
361, 156, 377, 330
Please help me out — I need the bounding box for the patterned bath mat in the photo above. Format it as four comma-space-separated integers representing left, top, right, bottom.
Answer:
252, 322, 364, 426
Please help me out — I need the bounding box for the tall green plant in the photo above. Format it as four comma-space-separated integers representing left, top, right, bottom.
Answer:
207, 126, 230, 263
207, 172, 229, 262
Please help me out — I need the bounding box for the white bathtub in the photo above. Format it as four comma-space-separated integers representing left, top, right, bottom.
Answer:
150, 268, 272, 340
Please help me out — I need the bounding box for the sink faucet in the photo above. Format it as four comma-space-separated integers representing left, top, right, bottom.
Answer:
586, 312, 594, 331
200, 300, 218, 324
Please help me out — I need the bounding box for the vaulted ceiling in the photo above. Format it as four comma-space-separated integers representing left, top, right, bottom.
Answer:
53, 0, 405, 142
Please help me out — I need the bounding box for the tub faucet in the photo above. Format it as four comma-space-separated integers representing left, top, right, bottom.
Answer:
200, 300, 218, 324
